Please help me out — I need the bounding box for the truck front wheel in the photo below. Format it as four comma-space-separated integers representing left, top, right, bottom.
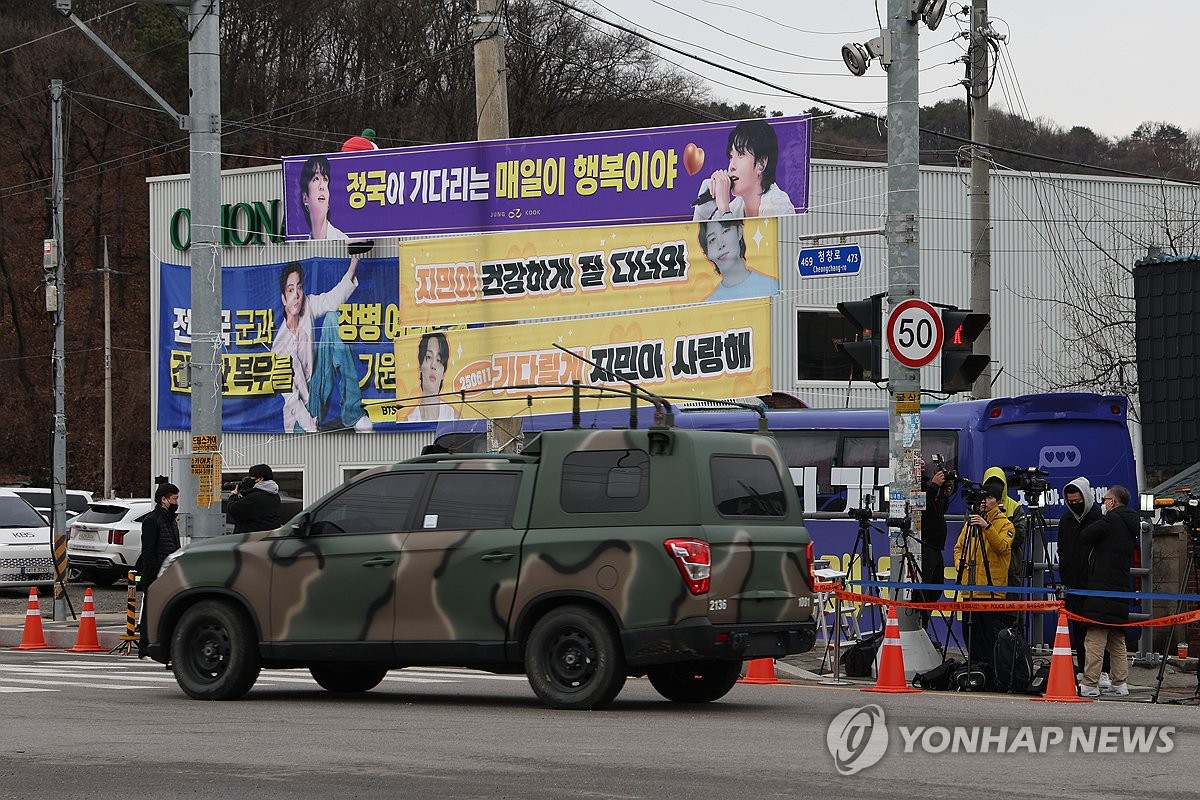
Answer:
525, 605, 626, 710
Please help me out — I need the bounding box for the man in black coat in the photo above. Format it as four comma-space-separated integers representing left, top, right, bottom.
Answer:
918, 459, 952, 628
1058, 477, 1104, 676
138, 482, 181, 657
1078, 484, 1138, 697
224, 463, 282, 534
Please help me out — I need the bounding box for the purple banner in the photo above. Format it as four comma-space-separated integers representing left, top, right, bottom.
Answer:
281, 116, 810, 240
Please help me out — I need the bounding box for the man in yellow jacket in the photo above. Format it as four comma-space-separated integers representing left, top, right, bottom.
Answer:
954, 483, 1016, 662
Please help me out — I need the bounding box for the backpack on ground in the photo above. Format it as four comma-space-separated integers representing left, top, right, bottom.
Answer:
952, 660, 991, 692
912, 658, 962, 690
992, 625, 1034, 693
1026, 658, 1051, 695
843, 632, 883, 678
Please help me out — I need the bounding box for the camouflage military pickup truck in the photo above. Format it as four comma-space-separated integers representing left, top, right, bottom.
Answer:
143, 425, 817, 709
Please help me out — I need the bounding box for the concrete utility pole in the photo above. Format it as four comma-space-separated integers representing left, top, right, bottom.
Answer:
473, 0, 510, 140
54, 0, 223, 536
186, 0, 224, 539
885, 0, 940, 675
88, 237, 130, 498
968, 0, 993, 397
48, 79, 69, 622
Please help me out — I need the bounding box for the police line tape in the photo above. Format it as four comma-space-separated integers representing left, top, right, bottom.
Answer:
812, 583, 1200, 627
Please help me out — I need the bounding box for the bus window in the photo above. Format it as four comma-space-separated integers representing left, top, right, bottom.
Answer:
773, 430, 837, 513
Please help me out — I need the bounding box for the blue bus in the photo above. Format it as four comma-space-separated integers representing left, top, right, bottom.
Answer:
435, 392, 1137, 641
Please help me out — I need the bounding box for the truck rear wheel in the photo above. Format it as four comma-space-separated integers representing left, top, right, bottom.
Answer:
525, 605, 626, 710
647, 660, 741, 703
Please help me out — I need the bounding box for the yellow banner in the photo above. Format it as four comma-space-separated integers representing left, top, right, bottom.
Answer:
391, 299, 771, 423
399, 218, 779, 327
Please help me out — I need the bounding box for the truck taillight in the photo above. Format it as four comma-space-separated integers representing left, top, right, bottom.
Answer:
108, 529, 127, 545
663, 538, 710, 595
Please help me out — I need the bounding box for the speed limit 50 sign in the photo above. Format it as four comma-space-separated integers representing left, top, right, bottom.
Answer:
886, 299, 943, 369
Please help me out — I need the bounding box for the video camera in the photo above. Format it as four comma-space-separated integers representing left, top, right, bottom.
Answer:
1156, 493, 1200, 530
929, 453, 960, 491
1001, 465, 1050, 508
847, 493, 875, 524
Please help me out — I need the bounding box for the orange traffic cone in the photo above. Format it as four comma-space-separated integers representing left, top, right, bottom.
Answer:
11, 587, 54, 651
1032, 609, 1091, 703
862, 605, 920, 693
66, 587, 105, 653
738, 658, 782, 685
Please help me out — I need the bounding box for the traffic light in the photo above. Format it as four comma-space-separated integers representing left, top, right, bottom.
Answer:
836, 294, 884, 379
940, 307, 990, 392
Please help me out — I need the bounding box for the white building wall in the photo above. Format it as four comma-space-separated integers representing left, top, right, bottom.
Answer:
149, 161, 1200, 501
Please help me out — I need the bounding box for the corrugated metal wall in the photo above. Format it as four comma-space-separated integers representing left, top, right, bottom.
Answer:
149, 161, 1200, 500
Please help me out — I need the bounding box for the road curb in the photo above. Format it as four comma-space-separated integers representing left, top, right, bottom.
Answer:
0, 613, 129, 652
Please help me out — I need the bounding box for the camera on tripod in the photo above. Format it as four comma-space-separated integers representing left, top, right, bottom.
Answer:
1003, 464, 1050, 507
957, 478, 989, 516
847, 493, 875, 523
1156, 494, 1200, 530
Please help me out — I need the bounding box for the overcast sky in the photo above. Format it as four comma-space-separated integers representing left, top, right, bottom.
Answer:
586, 0, 1199, 139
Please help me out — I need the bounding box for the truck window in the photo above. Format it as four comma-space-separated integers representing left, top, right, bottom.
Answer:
711, 456, 788, 517
311, 473, 423, 535
422, 472, 519, 530
561, 450, 650, 513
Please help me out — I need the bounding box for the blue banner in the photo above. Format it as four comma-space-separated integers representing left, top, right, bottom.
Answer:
158, 256, 438, 433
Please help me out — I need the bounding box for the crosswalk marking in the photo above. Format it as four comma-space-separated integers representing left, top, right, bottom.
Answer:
0, 657, 527, 694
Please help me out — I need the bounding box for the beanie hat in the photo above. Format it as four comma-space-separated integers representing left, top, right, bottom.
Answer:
985, 484, 1004, 502
248, 464, 274, 480
361, 128, 376, 142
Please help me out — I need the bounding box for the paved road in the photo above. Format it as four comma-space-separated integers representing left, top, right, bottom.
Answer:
1, 647, 1198, 800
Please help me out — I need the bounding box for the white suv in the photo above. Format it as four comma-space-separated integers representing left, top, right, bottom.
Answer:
0, 488, 54, 588
67, 499, 154, 586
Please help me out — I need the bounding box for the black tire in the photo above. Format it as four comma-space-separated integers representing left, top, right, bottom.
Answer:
646, 660, 742, 703
89, 572, 118, 588
309, 665, 388, 693
524, 605, 626, 710
171, 600, 261, 700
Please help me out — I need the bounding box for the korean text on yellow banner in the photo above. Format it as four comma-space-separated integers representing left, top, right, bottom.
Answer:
393, 298, 771, 423
400, 217, 779, 327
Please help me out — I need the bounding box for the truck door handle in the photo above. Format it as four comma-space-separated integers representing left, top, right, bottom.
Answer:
362, 557, 395, 568
480, 552, 515, 562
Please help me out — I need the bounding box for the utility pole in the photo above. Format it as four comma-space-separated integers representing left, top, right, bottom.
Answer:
88, 237, 130, 498
54, 0, 223, 535
968, 0, 992, 397
885, 0, 940, 675
186, 0, 224, 539
48, 79, 69, 622
473, 0, 510, 140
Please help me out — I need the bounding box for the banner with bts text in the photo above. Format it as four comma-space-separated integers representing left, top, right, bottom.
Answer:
157, 257, 461, 433
281, 116, 810, 240
399, 217, 780, 326
390, 298, 772, 423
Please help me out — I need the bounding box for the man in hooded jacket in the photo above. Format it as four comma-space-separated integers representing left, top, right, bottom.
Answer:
1078, 484, 1138, 697
1058, 477, 1104, 676
224, 463, 282, 534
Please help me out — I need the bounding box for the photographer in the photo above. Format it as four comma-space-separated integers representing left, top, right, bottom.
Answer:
984, 467, 1029, 587
918, 458, 953, 622
224, 464, 282, 534
954, 483, 1016, 662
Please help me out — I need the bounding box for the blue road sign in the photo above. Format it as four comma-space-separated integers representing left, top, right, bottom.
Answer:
797, 244, 862, 278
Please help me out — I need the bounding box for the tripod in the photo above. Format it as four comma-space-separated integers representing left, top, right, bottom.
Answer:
953, 506, 997, 680
1016, 490, 1055, 649
895, 526, 964, 656
1152, 520, 1200, 704
846, 497, 882, 634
